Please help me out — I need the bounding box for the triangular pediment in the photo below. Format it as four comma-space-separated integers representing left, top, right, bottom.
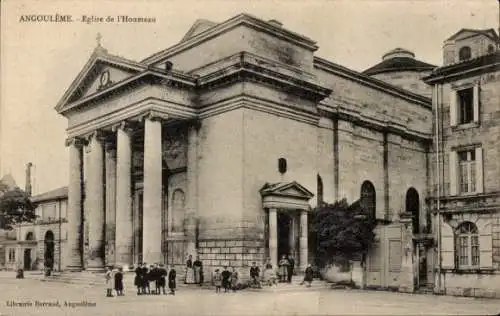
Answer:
260, 181, 314, 200
181, 19, 218, 42
55, 49, 147, 114
446, 28, 499, 43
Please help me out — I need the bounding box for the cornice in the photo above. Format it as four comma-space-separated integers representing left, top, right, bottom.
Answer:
318, 103, 432, 142
423, 59, 500, 84
142, 13, 318, 65
197, 55, 331, 102
58, 69, 196, 116
198, 94, 319, 126
313, 56, 432, 108
66, 98, 196, 138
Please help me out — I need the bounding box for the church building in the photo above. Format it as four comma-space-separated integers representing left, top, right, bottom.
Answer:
49, 13, 500, 298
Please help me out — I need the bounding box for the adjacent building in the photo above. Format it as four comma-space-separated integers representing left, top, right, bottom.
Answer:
423, 28, 500, 298
1, 187, 68, 271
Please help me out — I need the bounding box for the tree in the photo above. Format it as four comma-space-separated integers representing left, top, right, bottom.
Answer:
311, 198, 376, 268
0, 188, 36, 230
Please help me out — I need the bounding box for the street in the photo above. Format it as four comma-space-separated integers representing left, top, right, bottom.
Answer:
0, 273, 499, 316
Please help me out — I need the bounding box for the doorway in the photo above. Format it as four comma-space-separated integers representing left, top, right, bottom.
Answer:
277, 213, 291, 261
24, 249, 32, 270
417, 245, 428, 288
44, 231, 55, 269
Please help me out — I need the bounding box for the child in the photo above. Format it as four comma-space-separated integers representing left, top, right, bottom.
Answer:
105, 266, 114, 297
221, 266, 231, 293
212, 269, 222, 293
231, 267, 239, 292
168, 265, 177, 295
114, 266, 124, 296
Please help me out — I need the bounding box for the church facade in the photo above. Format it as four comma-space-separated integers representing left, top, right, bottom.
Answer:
50, 13, 500, 297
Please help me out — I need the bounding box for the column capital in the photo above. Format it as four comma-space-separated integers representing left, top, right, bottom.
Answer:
84, 130, 106, 143
140, 110, 169, 122
111, 120, 135, 133
65, 137, 86, 148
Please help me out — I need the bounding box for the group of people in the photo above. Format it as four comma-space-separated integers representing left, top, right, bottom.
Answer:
212, 266, 239, 293
104, 253, 315, 297
133, 263, 177, 295
184, 255, 204, 285
248, 254, 315, 288
105, 266, 124, 297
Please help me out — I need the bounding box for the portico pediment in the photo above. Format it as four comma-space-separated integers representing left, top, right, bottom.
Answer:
55, 48, 147, 115
260, 181, 314, 211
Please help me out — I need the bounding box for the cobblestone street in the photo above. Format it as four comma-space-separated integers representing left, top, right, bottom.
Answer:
0, 274, 499, 316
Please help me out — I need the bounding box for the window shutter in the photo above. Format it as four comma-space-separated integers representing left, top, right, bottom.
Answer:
449, 151, 458, 196
441, 223, 455, 269
473, 84, 480, 123
479, 231, 492, 268
449, 89, 457, 126
475, 147, 484, 193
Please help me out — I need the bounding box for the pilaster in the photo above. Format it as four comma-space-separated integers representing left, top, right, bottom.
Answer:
299, 210, 308, 272
268, 208, 278, 268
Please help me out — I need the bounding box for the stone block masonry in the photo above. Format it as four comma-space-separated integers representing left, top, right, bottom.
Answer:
197, 239, 265, 281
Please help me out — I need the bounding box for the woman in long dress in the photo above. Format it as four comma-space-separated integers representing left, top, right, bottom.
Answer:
185, 255, 195, 284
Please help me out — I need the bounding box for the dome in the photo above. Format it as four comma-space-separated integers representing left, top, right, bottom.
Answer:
363, 48, 436, 76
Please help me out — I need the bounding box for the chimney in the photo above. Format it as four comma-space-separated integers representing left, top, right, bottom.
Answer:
165, 61, 173, 71
25, 162, 32, 196
268, 19, 283, 28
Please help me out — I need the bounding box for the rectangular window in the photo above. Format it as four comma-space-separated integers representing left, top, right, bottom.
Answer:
457, 88, 474, 125
458, 150, 476, 194
458, 236, 468, 266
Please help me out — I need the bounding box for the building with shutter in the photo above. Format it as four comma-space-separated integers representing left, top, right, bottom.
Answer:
423, 28, 500, 298
0, 187, 68, 271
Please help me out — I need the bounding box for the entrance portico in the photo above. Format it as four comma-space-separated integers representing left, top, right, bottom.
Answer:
260, 181, 314, 272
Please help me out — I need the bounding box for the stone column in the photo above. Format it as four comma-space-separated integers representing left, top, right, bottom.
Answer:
114, 122, 134, 267
142, 115, 163, 264
104, 142, 117, 267
66, 137, 84, 271
269, 208, 278, 268
185, 123, 199, 257
299, 210, 308, 272
86, 131, 105, 271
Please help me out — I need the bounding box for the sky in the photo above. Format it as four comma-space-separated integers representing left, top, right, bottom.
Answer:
0, 0, 498, 194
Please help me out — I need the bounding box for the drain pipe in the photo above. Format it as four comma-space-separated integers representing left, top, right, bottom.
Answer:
434, 83, 442, 293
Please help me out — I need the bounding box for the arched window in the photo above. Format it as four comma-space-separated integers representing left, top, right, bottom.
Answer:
405, 188, 420, 234
455, 222, 479, 268
459, 46, 471, 61
360, 181, 376, 220
171, 189, 185, 232
25, 232, 34, 241
487, 44, 495, 54
317, 174, 323, 205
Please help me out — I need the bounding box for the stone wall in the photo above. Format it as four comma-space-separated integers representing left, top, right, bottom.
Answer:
371, 71, 432, 98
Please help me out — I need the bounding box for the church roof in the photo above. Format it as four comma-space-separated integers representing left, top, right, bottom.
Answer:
30, 186, 68, 203
363, 48, 436, 76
